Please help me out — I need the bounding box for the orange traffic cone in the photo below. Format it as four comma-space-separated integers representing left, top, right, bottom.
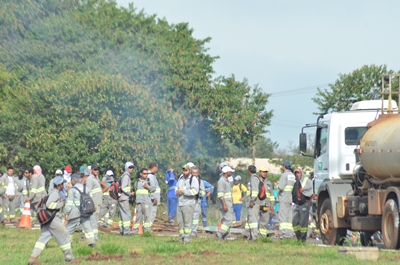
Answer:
131, 206, 137, 230
18, 200, 32, 229
130, 206, 143, 234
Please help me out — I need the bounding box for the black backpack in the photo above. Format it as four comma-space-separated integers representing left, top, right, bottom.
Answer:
72, 186, 95, 217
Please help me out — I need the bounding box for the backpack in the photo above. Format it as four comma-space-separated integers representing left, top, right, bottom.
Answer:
109, 179, 122, 200
257, 179, 267, 200
292, 178, 307, 205
72, 186, 95, 217
36, 195, 57, 226
189, 175, 202, 200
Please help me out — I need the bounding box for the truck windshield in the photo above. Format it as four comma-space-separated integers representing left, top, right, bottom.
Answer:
344, 127, 368, 145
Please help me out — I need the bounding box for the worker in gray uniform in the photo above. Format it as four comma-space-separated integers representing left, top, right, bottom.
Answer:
84, 165, 104, 241
258, 167, 275, 238
278, 160, 295, 239
28, 176, 74, 264
24, 167, 47, 224
243, 165, 259, 240
1, 166, 18, 223
216, 166, 235, 240
190, 166, 206, 237
292, 168, 313, 242
147, 162, 160, 226
176, 164, 199, 243
14, 169, 25, 214
33, 165, 47, 199
132, 168, 154, 234
99, 170, 117, 228
118, 161, 135, 236
64, 173, 95, 247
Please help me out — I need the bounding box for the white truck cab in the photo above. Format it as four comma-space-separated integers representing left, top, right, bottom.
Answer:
300, 99, 398, 246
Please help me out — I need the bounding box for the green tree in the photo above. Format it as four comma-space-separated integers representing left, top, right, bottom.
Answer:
0, 0, 273, 180
312, 64, 395, 115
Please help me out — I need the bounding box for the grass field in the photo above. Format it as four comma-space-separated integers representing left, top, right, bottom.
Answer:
2, 225, 400, 265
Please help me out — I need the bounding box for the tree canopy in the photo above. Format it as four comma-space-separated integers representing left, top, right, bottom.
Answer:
0, 0, 273, 179
312, 64, 397, 114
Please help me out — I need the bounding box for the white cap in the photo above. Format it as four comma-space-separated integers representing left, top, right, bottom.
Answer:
222, 166, 235, 173
186, 162, 195, 168
234, 175, 241, 181
106, 170, 114, 176
55, 169, 62, 175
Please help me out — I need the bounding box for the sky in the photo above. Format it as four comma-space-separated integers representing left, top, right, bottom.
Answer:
116, 0, 400, 150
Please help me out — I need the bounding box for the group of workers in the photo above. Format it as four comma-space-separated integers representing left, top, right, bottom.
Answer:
0, 159, 313, 264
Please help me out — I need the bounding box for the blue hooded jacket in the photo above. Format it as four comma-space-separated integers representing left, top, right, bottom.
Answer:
166, 169, 178, 199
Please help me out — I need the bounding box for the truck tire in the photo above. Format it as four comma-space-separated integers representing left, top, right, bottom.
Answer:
319, 198, 346, 245
382, 199, 400, 249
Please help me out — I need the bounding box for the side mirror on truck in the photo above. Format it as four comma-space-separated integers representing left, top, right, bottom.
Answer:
299, 133, 307, 153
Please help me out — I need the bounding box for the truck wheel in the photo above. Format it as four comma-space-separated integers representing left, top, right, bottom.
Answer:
382, 199, 400, 249
319, 198, 346, 245
360, 232, 374, 247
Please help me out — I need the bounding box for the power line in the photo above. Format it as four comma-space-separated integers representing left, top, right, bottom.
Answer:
269, 83, 330, 97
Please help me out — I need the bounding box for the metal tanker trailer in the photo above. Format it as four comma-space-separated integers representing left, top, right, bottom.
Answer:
359, 114, 400, 179
299, 74, 400, 249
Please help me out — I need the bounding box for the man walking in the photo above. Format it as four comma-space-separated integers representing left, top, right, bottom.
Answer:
28, 176, 74, 264
176, 165, 199, 243
278, 161, 295, 239
65, 173, 95, 247
216, 166, 235, 240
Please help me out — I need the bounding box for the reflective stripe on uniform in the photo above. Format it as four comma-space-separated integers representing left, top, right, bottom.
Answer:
59, 243, 71, 251
283, 186, 293, 192
279, 222, 294, 231
136, 189, 149, 195
34, 242, 46, 250
91, 187, 102, 195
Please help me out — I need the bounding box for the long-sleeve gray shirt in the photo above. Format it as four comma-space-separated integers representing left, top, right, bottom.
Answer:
64, 183, 84, 219
217, 176, 233, 207
176, 174, 199, 206
86, 175, 102, 205
147, 172, 160, 205
134, 179, 152, 205
118, 171, 132, 202
278, 170, 296, 203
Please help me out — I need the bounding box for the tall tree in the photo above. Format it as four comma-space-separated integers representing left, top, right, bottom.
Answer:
312, 64, 395, 115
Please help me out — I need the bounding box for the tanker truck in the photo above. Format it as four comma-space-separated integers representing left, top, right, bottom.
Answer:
299, 74, 400, 249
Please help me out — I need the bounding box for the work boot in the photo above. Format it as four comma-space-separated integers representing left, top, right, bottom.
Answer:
28, 257, 41, 265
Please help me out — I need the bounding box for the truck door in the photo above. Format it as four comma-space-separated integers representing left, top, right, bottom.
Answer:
314, 126, 329, 194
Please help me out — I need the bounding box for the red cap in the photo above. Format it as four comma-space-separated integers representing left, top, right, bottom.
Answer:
64, 165, 72, 173
294, 168, 301, 173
